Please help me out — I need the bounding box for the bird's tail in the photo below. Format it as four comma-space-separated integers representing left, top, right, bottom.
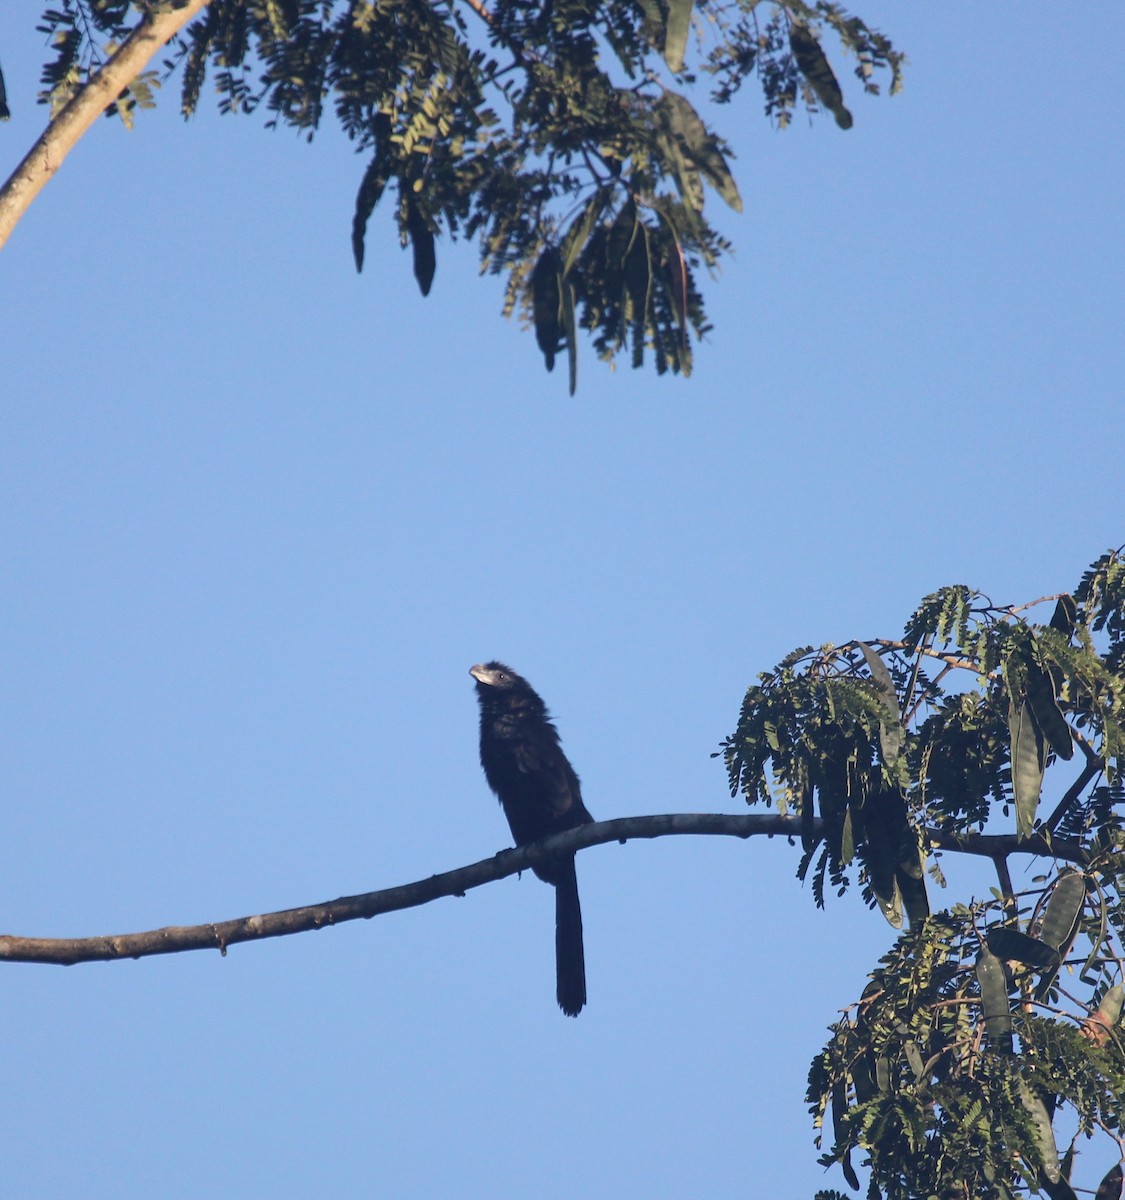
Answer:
554, 856, 586, 1017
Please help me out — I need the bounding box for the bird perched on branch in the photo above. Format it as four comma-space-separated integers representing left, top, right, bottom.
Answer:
469, 661, 593, 1017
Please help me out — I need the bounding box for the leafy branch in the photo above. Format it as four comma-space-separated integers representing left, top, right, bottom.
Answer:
9, 0, 905, 386
0, 0, 210, 249
717, 550, 1125, 1199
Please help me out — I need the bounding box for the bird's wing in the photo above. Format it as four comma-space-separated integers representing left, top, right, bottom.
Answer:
511, 729, 580, 821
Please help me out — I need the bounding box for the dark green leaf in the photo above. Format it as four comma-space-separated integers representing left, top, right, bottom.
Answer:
635, 0, 664, 51
1041, 1173, 1080, 1200
800, 774, 816, 852
859, 641, 904, 767
896, 862, 929, 926
1019, 1081, 1061, 1184
903, 1038, 924, 1081
663, 0, 692, 73
352, 156, 389, 273
531, 247, 564, 371
789, 22, 853, 130
659, 92, 743, 211
985, 926, 1060, 972
976, 945, 1013, 1052
560, 190, 607, 279
831, 1080, 860, 1191
1008, 695, 1044, 840
1095, 1162, 1123, 1200
1031, 864, 1085, 1004
561, 275, 577, 396
1038, 871, 1086, 954
1050, 594, 1078, 637
405, 193, 436, 296
1027, 678, 1073, 762
840, 805, 855, 866
665, 235, 688, 345
850, 1050, 876, 1105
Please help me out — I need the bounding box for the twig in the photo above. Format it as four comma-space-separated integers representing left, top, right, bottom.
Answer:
1042, 739, 1103, 835
873, 639, 987, 676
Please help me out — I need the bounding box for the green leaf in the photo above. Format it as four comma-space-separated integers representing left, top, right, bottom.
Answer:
1037, 871, 1086, 955
623, 215, 652, 369
1019, 1081, 1061, 1184
871, 874, 903, 929
659, 92, 742, 212
840, 805, 854, 866
975, 945, 1013, 1052
1032, 871, 1086, 998
859, 641, 904, 767
635, 0, 664, 50
897, 862, 930, 926
561, 275, 577, 396
830, 1080, 860, 1191
1008, 695, 1044, 840
560, 190, 607, 279
531, 247, 564, 371
903, 1038, 924, 1080
664, 234, 688, 347
1041, 1173, 1080, 1200
663, 0, 692, 73
1049, 594, 1078, 637
1025, 656, 1073, 761
352, 156, 389, 273
789, 22, 853, 130
984, 926, 1060, 972
1095, 1163, 1123, 1200
405, 193, 436, 296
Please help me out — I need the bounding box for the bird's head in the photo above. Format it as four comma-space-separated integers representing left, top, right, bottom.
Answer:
469, 661, 521, 691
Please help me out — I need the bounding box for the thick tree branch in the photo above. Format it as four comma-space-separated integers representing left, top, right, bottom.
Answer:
0, 0, 210, 250
0, 813, 1088, 967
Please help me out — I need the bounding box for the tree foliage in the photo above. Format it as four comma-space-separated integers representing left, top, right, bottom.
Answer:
722, 550, 1125, 1198
30, 0, 902, 389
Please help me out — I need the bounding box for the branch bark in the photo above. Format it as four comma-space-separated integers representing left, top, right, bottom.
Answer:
0, 812, 1087, 966
0, 0, 210, 250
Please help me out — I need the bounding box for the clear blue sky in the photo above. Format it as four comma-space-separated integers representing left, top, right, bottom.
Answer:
1, 5, 1122, 1197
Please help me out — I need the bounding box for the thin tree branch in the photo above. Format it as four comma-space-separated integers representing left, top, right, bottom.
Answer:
1042, 736, 1103, 835
992, 855, 1017, 920
928, 826, 1086, 866
0, 0, 210, 250
0, 812, 1089, 967
903, 661, 953, 726
873, 639, 988, 676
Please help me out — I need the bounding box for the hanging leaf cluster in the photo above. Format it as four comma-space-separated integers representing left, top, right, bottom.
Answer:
720, 549, 1125, 1197
721, 550, 1125, 927
808, 881, 1125, 1200
30, 0, 904, 389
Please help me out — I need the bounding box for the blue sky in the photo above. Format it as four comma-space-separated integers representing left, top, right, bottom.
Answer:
1, 5, 1123, 1197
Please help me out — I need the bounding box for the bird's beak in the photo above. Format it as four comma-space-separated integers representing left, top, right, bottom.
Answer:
469, 664, 490, 684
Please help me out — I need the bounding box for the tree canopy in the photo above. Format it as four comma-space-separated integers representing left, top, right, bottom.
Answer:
722, 549, 1125, 1199
5, 8, 1123, 1198
20, 0, 902, 389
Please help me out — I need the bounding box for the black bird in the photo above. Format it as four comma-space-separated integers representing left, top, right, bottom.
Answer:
470, 661, 593, 1017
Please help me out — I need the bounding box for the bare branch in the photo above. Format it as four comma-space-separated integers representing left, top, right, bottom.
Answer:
992, 855, 1017, 919
1042, 737, 1104, 835
928, 827, 1087, 866
874, 639, 987, 676
0, 0, 210, 250
0, 812, 1089, 967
